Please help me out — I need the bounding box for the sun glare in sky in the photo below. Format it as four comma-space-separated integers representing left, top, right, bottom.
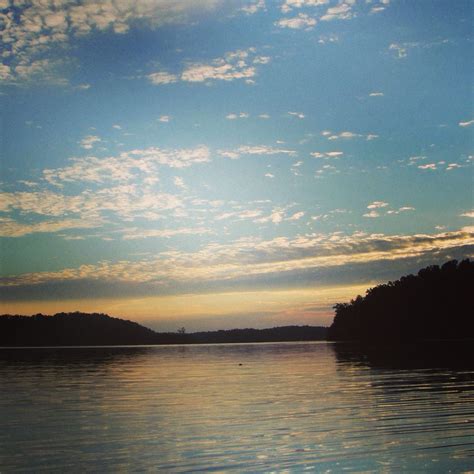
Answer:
1, 0, 473, 330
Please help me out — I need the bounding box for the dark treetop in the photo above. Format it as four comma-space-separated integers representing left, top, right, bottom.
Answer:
0, 312, 327, 346
328, 259, 474, 343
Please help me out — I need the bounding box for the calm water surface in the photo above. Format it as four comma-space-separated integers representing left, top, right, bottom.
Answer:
1, 342, 473, 472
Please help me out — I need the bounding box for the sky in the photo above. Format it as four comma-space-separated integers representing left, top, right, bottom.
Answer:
0, 0, 473, 331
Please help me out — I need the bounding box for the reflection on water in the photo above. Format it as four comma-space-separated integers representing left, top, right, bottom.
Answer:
1, 342, 473, 472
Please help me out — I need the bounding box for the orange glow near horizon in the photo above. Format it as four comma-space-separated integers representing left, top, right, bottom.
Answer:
0, 284, 370, 330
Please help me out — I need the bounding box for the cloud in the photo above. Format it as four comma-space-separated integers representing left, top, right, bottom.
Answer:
460, 210, 474, 218
226, 113, 249, 120
0, 216, 101, 238
363, 210, 380, 218
276, 13, 317, 29
365, 201, 415, 217
324, 130, 378, 141
281, 0, 329, 13
327, 131, 360, 140
259, 114, 270, 119
1, 0, 221, 85
148, 72, 178, 85
288, 111, 305, 119
287, 211, 305, 221
3, 228, 472, 294
265, 173, 275, 178
459, 119, 474, 127
121, 226, 212, 240
43, 145, 210, 186
389, 43, 409, 59
148, 48, 268, 86
418, 163, 437, 170
240, 0, 266, 15
367, 201, 389, 209
311, 151, 343, 159
218, 145, 297, 159
0, 186, 184, 226
79, 135, 101, 149
369, 92, 384, 97
173, 177, 186, 190
158, 115, 171, 123
389, 39, 451, 60
320, 3, 354, 21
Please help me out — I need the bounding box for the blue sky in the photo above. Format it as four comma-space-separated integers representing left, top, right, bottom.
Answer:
1, 0, 473, 330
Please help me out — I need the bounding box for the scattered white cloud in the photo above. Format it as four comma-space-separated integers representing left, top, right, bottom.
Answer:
112, 124, 122, 130
367, 201, 389, 209
43, 145, 211, 186
318, 34, 339, 44
418, 163, 437, 170
79, 135, 101, 149
321, 3, 354, 21
311, 151, 343, 159
369, 92, 384, 97
0, 216, 101, 238
287, 211, 305, 221
389, 39, 451, 60
460, 210, 474, 218
218, 145, 297, 159
265, 173, 275, 178
258, 114, 270, 119
148, 72, 178, 85
276, 13, 317, 29
158, 115, 171, 123
148, 49, 267, 86
459, 119, 474, 127
288, 111, 305, 119
17, 180, 38, 188
325, 130, 377, 141
121, 226, 211, 240
389, 43, 409, 59
363, 210, 380, 218
281, 0, 329, 13
173, 177, 186, 190
1, 0, 222, 85
226, 112, 249, 120
240, 0, 266, 15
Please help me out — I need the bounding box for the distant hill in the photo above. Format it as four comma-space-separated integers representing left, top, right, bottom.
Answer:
0, 312, 327, 346
328, 259, 474, 343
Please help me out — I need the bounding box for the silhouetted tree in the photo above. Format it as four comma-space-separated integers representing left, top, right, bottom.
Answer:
328, 259, 474, 343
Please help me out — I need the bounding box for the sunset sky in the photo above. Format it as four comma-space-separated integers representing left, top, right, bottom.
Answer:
1, 0, 473, 331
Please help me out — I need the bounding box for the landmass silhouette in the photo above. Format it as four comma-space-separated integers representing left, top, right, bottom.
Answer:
328, 259, 473, 342
1, 259, 472, 346
0, 312, 327, 346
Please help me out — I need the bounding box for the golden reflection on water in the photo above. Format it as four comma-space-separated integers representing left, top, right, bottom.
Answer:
0, 342, 473, 472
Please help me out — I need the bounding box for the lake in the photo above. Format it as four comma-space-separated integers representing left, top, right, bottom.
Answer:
1, 342, 473, 472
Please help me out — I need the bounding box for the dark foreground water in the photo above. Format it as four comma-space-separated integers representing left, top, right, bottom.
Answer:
1, 342, 473, 472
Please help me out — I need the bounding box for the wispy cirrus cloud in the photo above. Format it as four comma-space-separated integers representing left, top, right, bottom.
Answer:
3, 228, 472, 293
311, 151, 343, 159
218, 145, 297, 159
